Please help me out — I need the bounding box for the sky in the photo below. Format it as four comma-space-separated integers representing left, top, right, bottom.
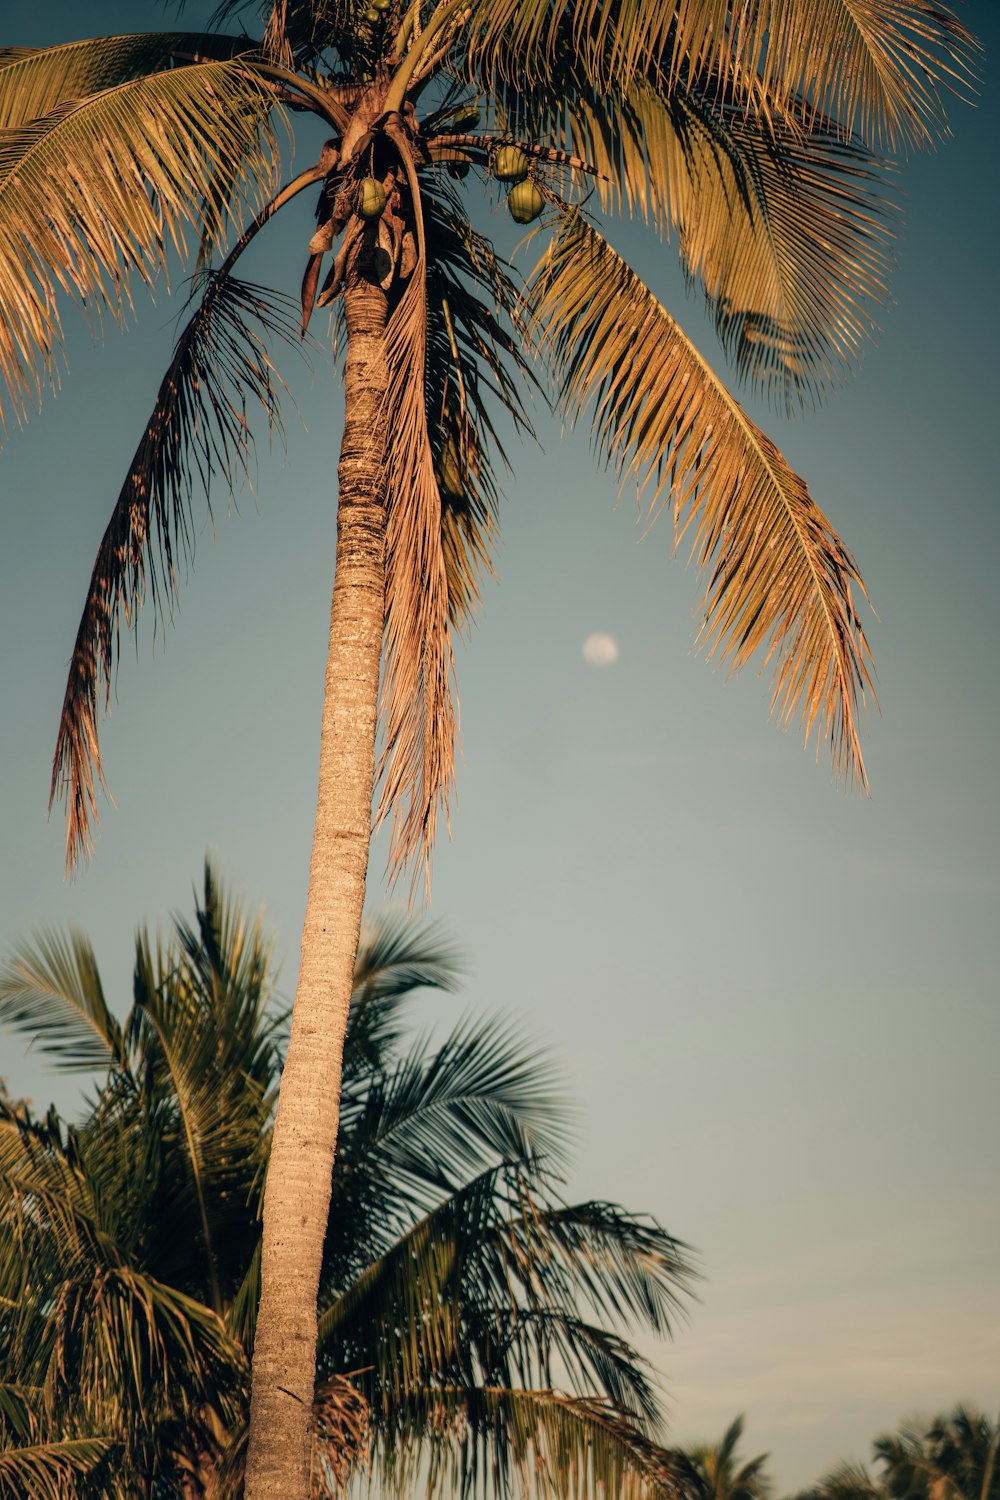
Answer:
1, 2, 998, 1492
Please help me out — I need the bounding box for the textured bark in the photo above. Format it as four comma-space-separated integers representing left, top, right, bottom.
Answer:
244, 270, 390, 1500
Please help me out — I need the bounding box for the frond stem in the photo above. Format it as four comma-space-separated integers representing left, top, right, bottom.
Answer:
248, 60, 350, 132
386, 0, 468, 109
426, 133, 605, 179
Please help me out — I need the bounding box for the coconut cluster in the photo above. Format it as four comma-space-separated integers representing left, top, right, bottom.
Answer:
491, 146, 545, 224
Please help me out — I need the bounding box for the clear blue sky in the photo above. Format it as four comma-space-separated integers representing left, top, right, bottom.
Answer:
1, 3, 997, 1490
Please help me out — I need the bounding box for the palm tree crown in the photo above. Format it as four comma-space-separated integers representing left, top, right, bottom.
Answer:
0, 861, 698, 1498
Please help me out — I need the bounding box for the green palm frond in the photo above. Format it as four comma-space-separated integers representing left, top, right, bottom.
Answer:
0, 1436, 114, 1500
0, 32, 258, 130
805, 1461, 883, 1500
0, 866, 698, 1493
341, 1015, 569, 1190
347, 910, 466, 1078
172, 857, 284, 1094
0, 1383, 41, 1444
461, 0, 975, 148
49, 272, 302, 869
461, 1307, 661, 1426
522, 211, 875, 787
122, 925, 277, 1307
318, 1163, 506, 1385
485, 1193, 696, 1340
0, 931, 122, 1072
0, 1106, 120, 1283
329, 1016, 568, 1279
375, 1384, 696, 1500
0, 55, 278, 433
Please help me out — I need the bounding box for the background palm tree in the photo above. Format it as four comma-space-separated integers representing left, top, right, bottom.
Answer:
876, 1408, 1000, 1500
688, 1415, 772, 1500
0, 4, 976, 1493
797, 1407, 1000, 1500
0, 861, 698, 1498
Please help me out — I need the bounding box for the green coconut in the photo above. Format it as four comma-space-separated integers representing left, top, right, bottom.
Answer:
507, 178, 545, 224
492, 144, 530, 182
364, 5, 380, 18
373, 0, 392, 9
357, 177, 387, 219
451, 103, 480, 129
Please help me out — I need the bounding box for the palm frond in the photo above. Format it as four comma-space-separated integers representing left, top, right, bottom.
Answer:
318, 1163, 507, 1385
804, 1461, 882, 1500
0, 931, 122, 1072
49, 273, 302, 869
329, 1017, 569, 1286
376, 130, 458, 890
422, 186, 539, 628
122, 915, 278, 1311
374, 1384, 697, 1500
459, 1307, 661, 1427
665, 0, 978, 148
340, 1015, 570, 1212
347, 910, 467, 1079
0, 1437, 114, 1500
0, 32, 258, 130
461, 0, 976, 148
527, 70, 898, 406
522, 211, 875, 786
0, 1106, 120, 1281
0, 56, 278, 432
485, 1192, 697, 1340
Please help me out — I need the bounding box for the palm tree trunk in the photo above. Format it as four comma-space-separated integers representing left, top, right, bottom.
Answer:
244, 268, 390, 1500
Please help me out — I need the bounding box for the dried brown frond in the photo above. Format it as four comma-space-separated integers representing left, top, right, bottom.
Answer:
375, 126, 458, 892
310, 1375, 370, 1497
523, 212, 875, 786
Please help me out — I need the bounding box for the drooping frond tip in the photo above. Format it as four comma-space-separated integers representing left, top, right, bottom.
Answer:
524, 213, 876, 788
49, 275, 302, 872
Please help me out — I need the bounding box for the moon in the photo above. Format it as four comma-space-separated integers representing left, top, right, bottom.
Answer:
582, 633, 619, 666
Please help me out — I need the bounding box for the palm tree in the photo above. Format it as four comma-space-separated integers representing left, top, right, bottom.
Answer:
876, 1408, 1000, 1500
0, 861, 698, 1498
797, 1407, 1000, 1500
0, 4, 976, 1492
688, 1415, 772, 1500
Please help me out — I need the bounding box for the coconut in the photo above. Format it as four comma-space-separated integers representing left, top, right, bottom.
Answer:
373, 0, 391, 9
492, 145, 530, 182
357, 177, 387, 219
364, 5, 380, 18
507, 178, 545, 224
451, 104, 480, 129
